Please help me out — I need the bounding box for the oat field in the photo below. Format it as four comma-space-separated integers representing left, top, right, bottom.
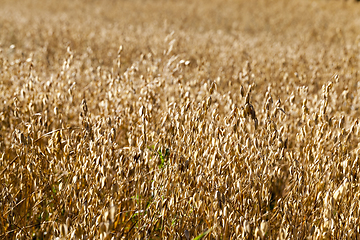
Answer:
2, 0, 360, 239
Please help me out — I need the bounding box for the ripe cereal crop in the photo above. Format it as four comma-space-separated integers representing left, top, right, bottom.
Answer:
1, 0, 360, 239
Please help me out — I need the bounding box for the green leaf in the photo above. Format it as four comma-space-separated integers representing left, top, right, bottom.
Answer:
192, 228, 212, 240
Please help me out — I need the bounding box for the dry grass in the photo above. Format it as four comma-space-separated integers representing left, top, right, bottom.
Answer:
2, 0, 360, 239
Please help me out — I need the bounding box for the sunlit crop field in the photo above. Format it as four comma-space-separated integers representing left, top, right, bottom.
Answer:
2, 0, 360, 239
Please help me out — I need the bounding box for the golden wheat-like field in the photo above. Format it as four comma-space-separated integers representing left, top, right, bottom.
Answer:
2, 0, 360, 239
